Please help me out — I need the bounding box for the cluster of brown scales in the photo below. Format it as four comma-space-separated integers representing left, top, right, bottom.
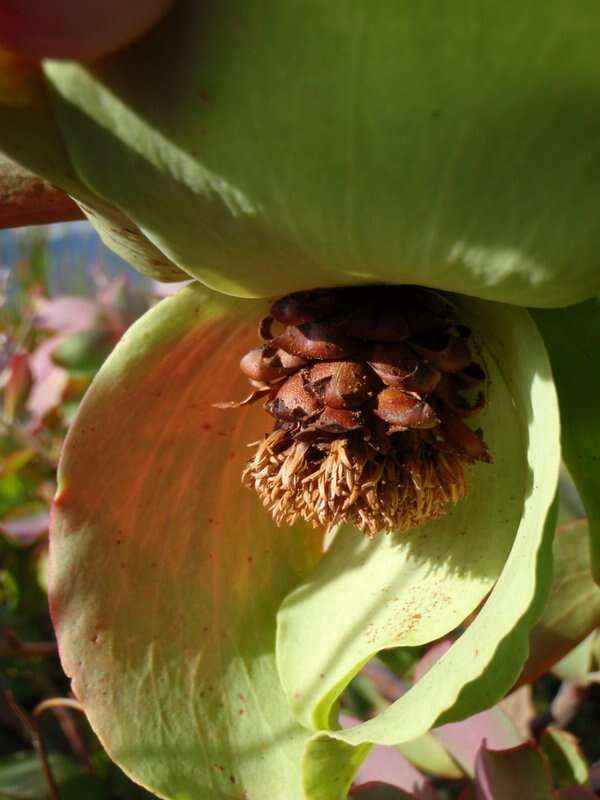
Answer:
224, 285, 491, 537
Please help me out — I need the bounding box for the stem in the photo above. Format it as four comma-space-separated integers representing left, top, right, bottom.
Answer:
2, 689, 61, 800
0, 155, 84, 230
0, 641, 57, 657
33, 697, 85, 717
0, 625, 57, 658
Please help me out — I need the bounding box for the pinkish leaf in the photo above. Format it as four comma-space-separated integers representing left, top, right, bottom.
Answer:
349, 784, 420, 799
348, 783, 418, 800
341, 715, 437, 799
0, 511, 49, 546
26, 364, 69, 421
412, 639, 523, 778
434, 706, 522, 776
26, 337, 70, 420
474, 741, 554, 800
49, 287, 324, 798
28, 337, 63, 381
498, 686, 536, 740
413, 639, 453, 681
33, 296, 98, 333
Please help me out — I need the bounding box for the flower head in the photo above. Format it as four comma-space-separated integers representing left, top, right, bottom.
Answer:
231, 286, 490, 535
1, 4, 598, 799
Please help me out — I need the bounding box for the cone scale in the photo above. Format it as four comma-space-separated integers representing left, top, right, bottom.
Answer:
222, 285, 492, 535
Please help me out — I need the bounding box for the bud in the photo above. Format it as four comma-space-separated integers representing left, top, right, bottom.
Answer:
226, 286, 491, 536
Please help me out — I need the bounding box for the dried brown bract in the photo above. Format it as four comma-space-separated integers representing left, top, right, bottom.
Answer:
224, 285, 491, 536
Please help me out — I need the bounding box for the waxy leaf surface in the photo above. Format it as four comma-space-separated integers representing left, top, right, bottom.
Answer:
279, 301, 560, 797
27, 0, 600, 307
50, 286, 323, 799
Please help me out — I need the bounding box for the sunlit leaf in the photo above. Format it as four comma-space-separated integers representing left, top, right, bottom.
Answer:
552, 634, 595, 682
0, 50, 184, 282
276, 300, 559, 796
50, 285, 323, 799
37, 1, 600, 306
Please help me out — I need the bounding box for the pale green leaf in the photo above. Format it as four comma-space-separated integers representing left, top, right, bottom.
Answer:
50, 285, 323, 799
0, 51, 184, 281
276, 300, 559, 797
552, 634, 595, 682
397, 734, 462, 780
39, 1, 600, 306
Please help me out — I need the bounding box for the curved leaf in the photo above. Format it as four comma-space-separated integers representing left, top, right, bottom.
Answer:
474, 742, 554, 800
0, 50, 184, 281
518, 521, 600, 686
38, 1, 600, 306
540, 728, 589, 788
349, 785, 419, 800
433, 706, 522, 777
279, 325, 523, 728
50, 285, 323, 799
532, 301, 600, 583
341, 716, 438, 799
552, 634, 595, 681
275, 300, 559, 798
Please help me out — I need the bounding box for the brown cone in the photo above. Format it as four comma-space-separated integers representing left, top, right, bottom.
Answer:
227, 285, 491, 536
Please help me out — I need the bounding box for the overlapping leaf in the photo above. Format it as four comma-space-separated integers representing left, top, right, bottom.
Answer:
2, 3, 599, 304
0, 49, 183, 280
277, 300, 559, 798
50, 285, 323, 799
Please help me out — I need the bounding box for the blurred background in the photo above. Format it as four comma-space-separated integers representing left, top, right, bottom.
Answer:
1, 222, 599, 799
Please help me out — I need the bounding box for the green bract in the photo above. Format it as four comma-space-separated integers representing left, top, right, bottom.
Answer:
51, 285, 560, 799
2, 2, 600, 304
